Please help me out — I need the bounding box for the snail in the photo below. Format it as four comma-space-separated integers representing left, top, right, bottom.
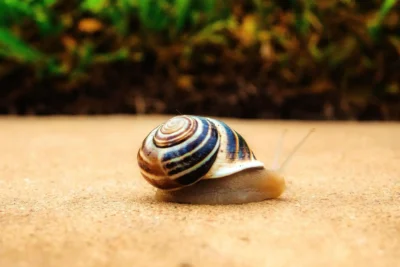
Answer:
137, 115, 314, 205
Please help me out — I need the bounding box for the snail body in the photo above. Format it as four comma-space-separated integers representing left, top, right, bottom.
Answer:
137, 115, 313, 205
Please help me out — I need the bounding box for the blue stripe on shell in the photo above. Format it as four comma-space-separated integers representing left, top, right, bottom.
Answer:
159, 116, 220, 186
174, 126, 219, 185
162, 117, 210, 162
236, 132, 252, 160
218, 120, 237, 160
217, 120, 253, 161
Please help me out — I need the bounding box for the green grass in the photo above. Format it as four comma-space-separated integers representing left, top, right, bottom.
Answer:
0, 0, 398, 97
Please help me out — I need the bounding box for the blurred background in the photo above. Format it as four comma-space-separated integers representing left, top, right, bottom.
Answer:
0, 0, 399, 120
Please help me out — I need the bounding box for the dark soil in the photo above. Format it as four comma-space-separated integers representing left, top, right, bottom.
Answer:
0, 58, 398, 120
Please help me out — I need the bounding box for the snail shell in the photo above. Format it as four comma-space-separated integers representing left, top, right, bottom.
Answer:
137, 115, 286, 204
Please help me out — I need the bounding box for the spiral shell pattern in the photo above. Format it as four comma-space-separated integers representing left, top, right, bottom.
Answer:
137, 115, 264, 190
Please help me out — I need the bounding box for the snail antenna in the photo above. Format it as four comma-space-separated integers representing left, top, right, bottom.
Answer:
279, 128, 315, 173
272, 129, 288, 170
176, 109, 182, 115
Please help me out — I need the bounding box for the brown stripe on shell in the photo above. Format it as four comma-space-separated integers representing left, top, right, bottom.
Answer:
140, 171, 182, 190
137, 148, 165, 177
234, 128, 239, 160
159, 116, 192, 135
153, 116, 197, 148
138, 143, 185, 190
141, 125, 160, 148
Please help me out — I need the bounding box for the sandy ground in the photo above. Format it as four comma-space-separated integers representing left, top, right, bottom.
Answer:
0, 115, 399, 267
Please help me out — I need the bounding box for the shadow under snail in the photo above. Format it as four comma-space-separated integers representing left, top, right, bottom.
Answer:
137, 115, 314, 205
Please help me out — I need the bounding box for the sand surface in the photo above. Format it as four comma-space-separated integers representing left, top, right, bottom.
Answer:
0, 115, 399, 267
